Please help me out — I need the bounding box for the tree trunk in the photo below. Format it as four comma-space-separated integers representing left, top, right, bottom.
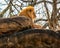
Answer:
0, 16, 32, 34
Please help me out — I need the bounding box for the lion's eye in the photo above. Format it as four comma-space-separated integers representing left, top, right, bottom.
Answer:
29, 10, 32, 12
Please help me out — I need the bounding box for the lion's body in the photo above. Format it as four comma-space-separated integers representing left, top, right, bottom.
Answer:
18, 6, 42, 29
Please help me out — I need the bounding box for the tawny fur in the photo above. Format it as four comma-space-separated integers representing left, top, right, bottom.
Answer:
18, 6, 42, 29
18, 6, 36, 22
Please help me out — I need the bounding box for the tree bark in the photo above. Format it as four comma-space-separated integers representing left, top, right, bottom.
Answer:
0, 16, 32, 34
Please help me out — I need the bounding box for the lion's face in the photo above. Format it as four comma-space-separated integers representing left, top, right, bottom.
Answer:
27, 8, 36, 19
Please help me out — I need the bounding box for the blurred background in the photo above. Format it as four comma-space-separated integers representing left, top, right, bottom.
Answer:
0, 0, 60, 30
